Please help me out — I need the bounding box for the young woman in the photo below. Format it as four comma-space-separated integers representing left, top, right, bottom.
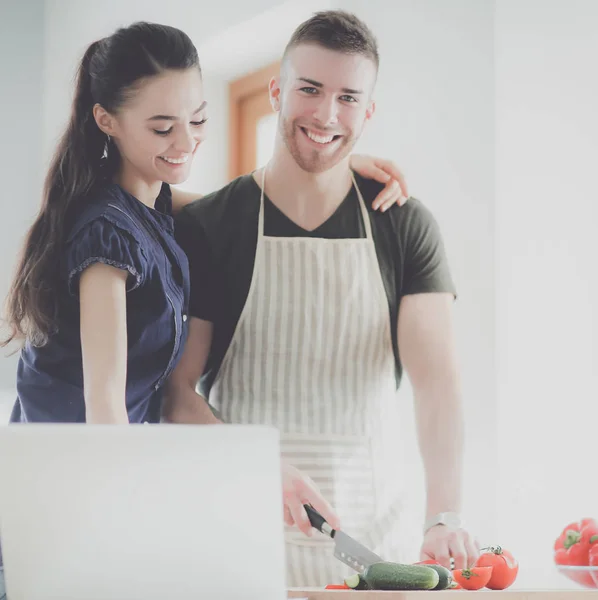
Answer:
2, 23, 205, 426
0, 21, 407, 597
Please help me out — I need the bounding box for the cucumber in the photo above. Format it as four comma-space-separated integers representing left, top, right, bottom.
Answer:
344, 573, 371, 590
361, 561, 439, 591
425, 564, 453, 590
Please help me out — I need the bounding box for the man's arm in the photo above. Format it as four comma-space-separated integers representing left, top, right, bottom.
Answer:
162, 317, 221, 424
397, 292, 463, 521
397, 291, 478, 569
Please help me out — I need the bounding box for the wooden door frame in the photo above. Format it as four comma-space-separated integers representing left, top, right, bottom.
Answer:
228, 61, 281, 181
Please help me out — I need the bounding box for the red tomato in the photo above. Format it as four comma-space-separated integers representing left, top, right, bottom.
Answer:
475, 546, 519, 589
452, 566, 493, 590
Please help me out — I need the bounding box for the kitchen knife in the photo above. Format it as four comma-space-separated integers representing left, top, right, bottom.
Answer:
303, 504, 384, 573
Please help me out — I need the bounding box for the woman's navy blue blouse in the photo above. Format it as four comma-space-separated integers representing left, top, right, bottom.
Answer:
10, 182, 190, 424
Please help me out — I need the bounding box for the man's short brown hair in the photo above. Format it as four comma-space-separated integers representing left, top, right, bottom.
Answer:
283, 10, 379, 70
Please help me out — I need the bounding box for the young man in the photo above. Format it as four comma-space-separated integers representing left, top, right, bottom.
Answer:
166, 10, 478, 587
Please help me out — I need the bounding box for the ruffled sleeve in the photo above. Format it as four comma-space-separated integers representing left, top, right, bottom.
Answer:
64, 216, 146, 296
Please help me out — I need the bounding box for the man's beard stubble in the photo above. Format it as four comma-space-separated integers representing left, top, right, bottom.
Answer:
279, 116, 359, 174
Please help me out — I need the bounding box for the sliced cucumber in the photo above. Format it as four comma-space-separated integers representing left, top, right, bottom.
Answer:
344, 573, 370, 590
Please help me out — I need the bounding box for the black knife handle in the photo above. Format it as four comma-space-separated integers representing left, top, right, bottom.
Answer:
303, 504, 333, 535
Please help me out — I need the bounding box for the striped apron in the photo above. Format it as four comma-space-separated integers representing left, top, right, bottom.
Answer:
209, 167, 412, 587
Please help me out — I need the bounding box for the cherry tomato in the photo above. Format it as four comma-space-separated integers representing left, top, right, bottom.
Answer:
452, 566, 493, 590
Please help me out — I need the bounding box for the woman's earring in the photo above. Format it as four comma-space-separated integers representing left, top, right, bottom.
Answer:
102, 134, 110, 160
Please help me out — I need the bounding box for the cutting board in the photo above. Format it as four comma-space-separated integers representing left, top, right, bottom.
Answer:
287, 590, 598, 599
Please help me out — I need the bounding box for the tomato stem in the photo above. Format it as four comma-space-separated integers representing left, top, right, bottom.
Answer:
590, 535, 598, 544
460, 569, 479, 579
480, 545, 503, 555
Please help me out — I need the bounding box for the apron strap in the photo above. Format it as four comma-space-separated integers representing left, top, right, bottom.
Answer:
350, 171, 374, 241
259, 167, 267, 238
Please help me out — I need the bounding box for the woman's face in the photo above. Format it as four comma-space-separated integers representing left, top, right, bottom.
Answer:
98, 67, 207, 187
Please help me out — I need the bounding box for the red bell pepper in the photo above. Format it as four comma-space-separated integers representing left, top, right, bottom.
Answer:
554, 518, 598, 566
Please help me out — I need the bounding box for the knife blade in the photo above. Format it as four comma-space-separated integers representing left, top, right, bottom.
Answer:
303, 504, 384, 573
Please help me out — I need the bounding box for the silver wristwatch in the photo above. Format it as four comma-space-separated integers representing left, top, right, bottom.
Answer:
423, 511, 462, 534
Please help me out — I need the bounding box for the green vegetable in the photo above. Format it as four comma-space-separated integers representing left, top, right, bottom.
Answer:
361, 561, 440, 591
425, 564, 453, 590
344, 573, 370, 590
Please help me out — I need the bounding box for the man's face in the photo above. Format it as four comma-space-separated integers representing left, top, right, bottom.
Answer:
273, 44, 377, 173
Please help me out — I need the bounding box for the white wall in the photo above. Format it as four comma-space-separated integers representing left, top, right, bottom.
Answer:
495, 0, 598, 588
0, 0, 45, 415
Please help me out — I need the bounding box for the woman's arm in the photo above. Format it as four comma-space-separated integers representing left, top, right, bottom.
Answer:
170, 188, 203, 215
79, 263, 130, 424
170, 153, 411, 215
349, 154, 410, 211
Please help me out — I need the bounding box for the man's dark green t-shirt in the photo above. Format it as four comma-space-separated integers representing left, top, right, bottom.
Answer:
174, 172, 456, 398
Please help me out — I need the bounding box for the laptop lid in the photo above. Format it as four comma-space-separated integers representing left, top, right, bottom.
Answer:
0, 424, 287, 600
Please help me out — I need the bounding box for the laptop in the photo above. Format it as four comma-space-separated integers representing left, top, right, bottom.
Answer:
0, 424, 287, 600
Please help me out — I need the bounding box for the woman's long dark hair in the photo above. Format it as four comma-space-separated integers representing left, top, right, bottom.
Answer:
2, 22, 200, 349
